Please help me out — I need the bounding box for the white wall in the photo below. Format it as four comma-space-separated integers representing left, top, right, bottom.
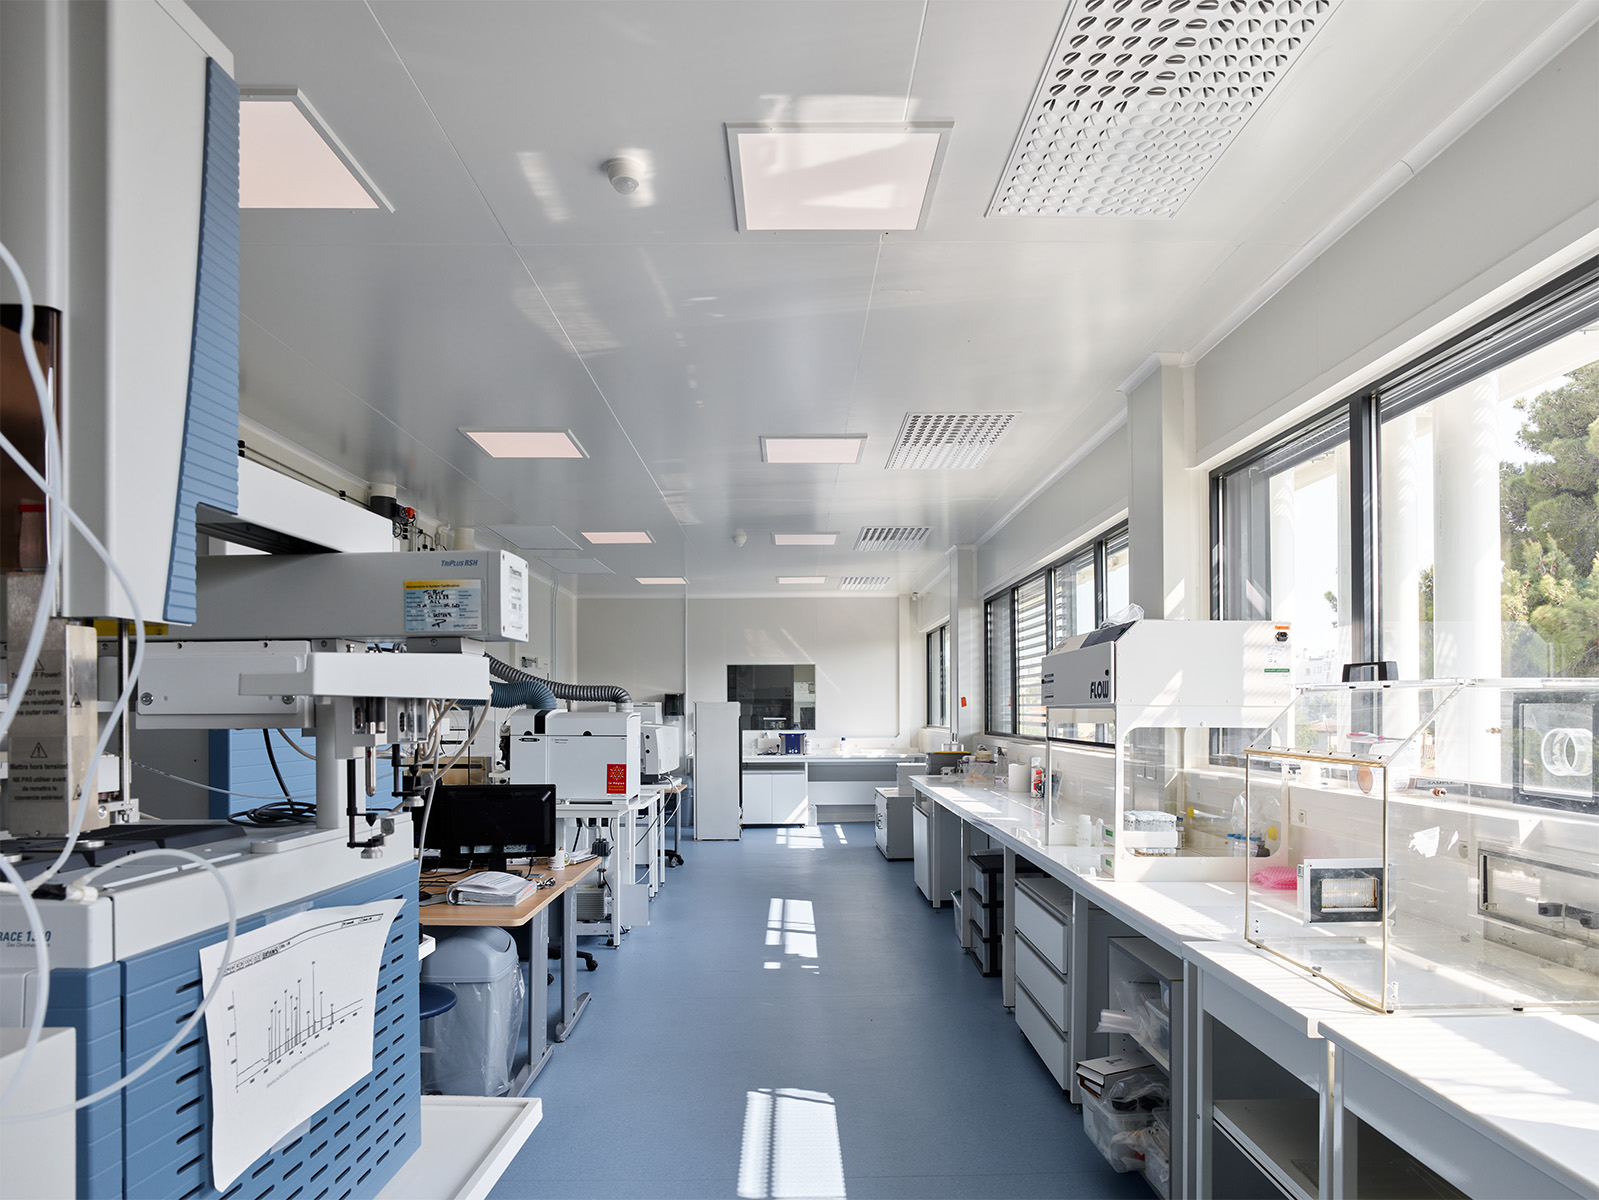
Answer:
1195, 28, 1599, 464
570, 596, 909, 742
686, 597, 904, 740
977, 421, 1130, 598
574, 597, 685, 702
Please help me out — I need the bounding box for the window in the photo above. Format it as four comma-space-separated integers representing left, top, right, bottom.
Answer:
1214, 255, 1599, 682
1212, 412, 1353, 684
926, 624, 949, 727
987, 597, 1013, 734
1051, 548, 1095, 645
1014, 576, 1049, 737
1380, 327, 1599, 679
985, 525, 1129, 736
1103, 529, 1131, 620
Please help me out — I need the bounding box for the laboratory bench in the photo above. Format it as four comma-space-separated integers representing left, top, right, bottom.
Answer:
903, 774, 1599, 1200
740, 752, 919, 826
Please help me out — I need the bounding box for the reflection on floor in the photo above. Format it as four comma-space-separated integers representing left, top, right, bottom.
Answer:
491, 821, 1149, 1200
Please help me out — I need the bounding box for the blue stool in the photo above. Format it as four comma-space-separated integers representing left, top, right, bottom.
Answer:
419, 981, 457, 1021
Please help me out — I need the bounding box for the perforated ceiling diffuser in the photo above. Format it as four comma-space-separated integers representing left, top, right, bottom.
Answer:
854, 526, 932, 553
990, 0, 1338, 218
886, 413, 1018, 470
838, 576, 891, 592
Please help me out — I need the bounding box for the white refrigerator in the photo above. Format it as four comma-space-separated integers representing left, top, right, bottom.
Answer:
693, 701, 742, 840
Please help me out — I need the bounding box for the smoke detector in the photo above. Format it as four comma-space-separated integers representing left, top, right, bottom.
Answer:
886, 413, 1017, 470
605, 157, 645, 195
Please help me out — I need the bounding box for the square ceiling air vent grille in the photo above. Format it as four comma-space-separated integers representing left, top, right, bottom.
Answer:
854, 526, 932, 553
886, 412, 1018, 470
989, 0, 1338, 219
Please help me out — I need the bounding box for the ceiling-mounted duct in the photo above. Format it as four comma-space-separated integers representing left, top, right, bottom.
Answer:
854, 526, 932, 553
989, 0, 1339, 219
886, 413, 1018, 470
838, 576, 891, 592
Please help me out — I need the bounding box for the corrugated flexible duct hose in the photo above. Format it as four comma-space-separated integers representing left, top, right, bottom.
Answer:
485, 656, 631, 709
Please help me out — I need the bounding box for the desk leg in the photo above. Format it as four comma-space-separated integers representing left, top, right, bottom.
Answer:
1193, 971, 1214, 1199
555, 887, 591, 1042
958, 820, 972, 949
1001, 848, 1016, 1010
1328, 1042, 1351, 1199
611, 814, 625, 946
649, 796, 662, 893
511, 909, 552, 1096
927, 801, 942, 908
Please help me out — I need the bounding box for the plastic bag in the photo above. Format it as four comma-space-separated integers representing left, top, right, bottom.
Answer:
1103, 1069, 1170, 1111
420, 963, 526, 1096
1109, 1125, 1167, 1175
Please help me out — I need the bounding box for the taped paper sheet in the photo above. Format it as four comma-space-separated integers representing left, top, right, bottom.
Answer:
200, 899, 403, 1190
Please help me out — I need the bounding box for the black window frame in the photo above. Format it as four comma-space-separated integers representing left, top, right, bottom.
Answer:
984, 523, 1130, 739
1211, 253, 1599, 672
926, 624, 949, 728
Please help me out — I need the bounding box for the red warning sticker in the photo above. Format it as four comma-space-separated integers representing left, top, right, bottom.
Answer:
607, 763, 628, 794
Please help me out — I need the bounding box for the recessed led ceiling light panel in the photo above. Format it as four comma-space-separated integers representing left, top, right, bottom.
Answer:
773, 533, 839, 546
727, 122, 952, 231
839, 576, 891, 592
778, 576, 827, 585
486, 525, 580, 551
537, 557, 613, 575
886, 412, 1018, 469
988, 0, 1338, 219
637, 577, 688, 586
461, 429, 587, 459
760, 436, 866, 465
239, 88, 392, 211
582, 531, 653, 544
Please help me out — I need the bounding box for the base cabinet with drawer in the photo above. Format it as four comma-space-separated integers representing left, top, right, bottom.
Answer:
1012, 875, 1075, 1089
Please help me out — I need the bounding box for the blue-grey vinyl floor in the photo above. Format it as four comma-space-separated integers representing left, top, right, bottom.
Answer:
489, 822, 1150, 1200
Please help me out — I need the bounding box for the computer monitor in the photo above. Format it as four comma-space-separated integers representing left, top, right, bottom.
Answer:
421, 783, 557, 871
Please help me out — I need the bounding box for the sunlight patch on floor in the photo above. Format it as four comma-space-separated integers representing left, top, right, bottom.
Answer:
737, 1088, 846, 1199
764, 898, 818, 963
777, 826, 825, 849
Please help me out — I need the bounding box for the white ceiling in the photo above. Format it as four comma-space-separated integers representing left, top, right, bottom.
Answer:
191, 0, 1590, 597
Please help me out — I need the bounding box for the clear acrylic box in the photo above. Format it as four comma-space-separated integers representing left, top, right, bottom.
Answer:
1243, 679, 1599, 1011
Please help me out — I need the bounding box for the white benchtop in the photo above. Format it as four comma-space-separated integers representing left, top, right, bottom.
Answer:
1318, 1012, 1599, 1196
908, 774, 1247, 956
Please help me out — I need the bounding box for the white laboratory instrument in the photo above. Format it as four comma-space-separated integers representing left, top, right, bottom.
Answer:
1038, 619, 1293, 880
177, 550, 531, 643
508, 710, 640, 801
642, 723, 682, 777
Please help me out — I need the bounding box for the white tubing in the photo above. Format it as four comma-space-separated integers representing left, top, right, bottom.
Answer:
0, 848, 237, 1123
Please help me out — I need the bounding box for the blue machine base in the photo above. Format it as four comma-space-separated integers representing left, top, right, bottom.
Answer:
48, 860, 421, 1200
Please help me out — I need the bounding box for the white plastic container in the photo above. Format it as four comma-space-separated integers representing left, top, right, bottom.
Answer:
1081, 1090, 1151, 1173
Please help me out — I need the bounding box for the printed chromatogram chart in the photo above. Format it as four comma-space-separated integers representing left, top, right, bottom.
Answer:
200, 900, 403, 1190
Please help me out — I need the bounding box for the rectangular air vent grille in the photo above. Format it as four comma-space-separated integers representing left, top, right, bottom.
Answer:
886, 412, 1018, 470
838, 576, 891, 592
854, 526, 932, 553
989, 0, 1338, 219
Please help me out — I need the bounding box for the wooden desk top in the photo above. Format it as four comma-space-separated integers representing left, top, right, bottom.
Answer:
418, 858, 601, 928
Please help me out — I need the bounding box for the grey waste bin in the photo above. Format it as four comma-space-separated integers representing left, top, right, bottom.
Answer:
419, 926, 525, 1095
